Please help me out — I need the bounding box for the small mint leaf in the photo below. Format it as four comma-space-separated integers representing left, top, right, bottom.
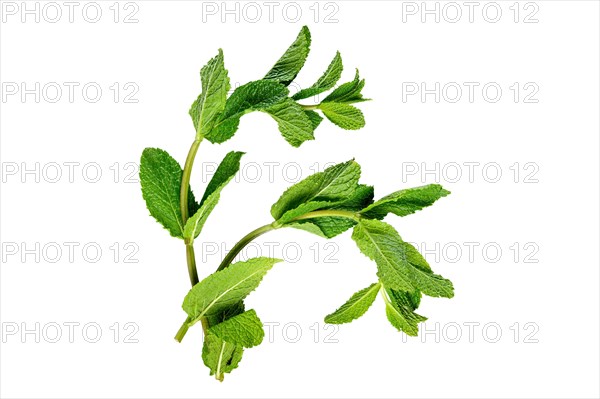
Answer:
318, 102, 365, 130
292, 51, 343, 100
360, 184, 450, 220
325, 282, 380, 324
189, 49, 230, 136
208, 309, 264, 348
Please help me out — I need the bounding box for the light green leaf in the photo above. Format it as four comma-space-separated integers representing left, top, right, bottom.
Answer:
361, 184, 450, 220
318, 102, 365, 130
351, 219, 454, 298
322, 69, 367, 104
209, 309, 264, 348
183, 151, 244, 243
292, 51, 343, 100
189, 49, 230, 137
205, 80, 289, 144
263, 98, 315, 147
264, 26, 311, 86
202, 333, 243, 381
139, 148, 199, 238
325, 282, 380, 324
271, 160, 361, 220
383, 287, 427, 336
182, 257, 282, 326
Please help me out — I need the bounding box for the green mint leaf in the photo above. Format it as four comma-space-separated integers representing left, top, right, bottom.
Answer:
360, 184, 450, 219
324, 282, 380, 324
205, 301, 246, 327
318, 102, 365, 130
189, 49, 230, 137
200, 151, 245, 206
205, 80, 289, 144
351, 219, 454, 298
322, 69, 367, 104
139, 148, 199, 238
292, 51, 343, 100
264, 26, 311, 86
202, 333, 244, 381
288, 184, 374, 238
263, 98, 315, 147
183, 151, 244, 243
304, 109, 323, 130
182, 257, 282, 326
383, 287, 427, 336
271, 160, 361, 220
208, 309, 264, 348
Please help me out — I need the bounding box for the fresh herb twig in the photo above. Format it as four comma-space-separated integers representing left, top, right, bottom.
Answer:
140, 26, 454, 382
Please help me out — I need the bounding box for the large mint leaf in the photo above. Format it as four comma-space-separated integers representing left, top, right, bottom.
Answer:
139, 148, 199, 238
318, 102, 365, 130
361, 184, 450, 220
383, 287, 427, 336
264, 26, 311, 86
351, 219, 454, 298
208, 309, 264, 348
202, 333, 243, 381
183, 151, 244, 243
271, 160, 361, 221
325, 282, 380, 324
189, 49, 230, 137
205, 80, 289, 144
322, 69, 367, 104
263, 98, 315, 147
182, 257, 282, 325
292, 51, 343, 100
288, 184, 374, 238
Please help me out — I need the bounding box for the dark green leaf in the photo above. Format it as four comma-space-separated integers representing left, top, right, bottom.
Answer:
271, 160, 361, 221
205, 80, 289, 144
361, 184, 450, 219
189, 49, 230, 137
351, 219, 454, 298
292, 51, 343, 100
264, 26, 311, 86
139, 148, 199, 238
322, 69, 367, 104
263, 98, 315, 147
383, 287, 427, 336
183, 151, 244, 242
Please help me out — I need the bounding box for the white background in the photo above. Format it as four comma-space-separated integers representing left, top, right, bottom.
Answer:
1, 1, 599, 398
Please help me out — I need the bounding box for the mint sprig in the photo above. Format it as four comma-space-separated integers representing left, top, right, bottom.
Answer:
139, 26, 455, 382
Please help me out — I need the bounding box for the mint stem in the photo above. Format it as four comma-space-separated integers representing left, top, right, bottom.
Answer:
216, 209, 359, 272
216, 223, 279, 271
180, 138, 203, 286
177, 137, 208, 339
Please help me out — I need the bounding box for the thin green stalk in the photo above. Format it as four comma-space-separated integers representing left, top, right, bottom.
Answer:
180, 138, 202, 286
216, 209, 360, 271
176, 137, 205, 341
216, 223, 280, 271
